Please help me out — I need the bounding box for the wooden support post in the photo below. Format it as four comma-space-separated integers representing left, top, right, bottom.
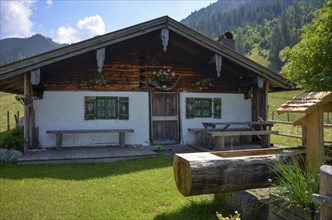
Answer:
305, 108, 325, 168
312, 165, 332, 220
23, 72, 32, 153
7, 111, 10, 131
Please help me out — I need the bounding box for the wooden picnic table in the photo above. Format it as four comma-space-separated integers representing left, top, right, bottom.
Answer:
201, 121, 276, 149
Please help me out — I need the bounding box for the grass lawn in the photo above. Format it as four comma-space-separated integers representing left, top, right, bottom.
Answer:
0, 156, 229, 220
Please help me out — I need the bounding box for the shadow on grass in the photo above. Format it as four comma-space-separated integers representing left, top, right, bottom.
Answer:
0, 156, 173, 180
154, 199, 231, 220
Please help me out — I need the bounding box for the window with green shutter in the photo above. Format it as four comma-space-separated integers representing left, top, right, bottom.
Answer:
213, 98, 222, 118
85, 96, 128, 120
186, 97, 212, 118
118, 97, 129, 120
186, 98, 195, 118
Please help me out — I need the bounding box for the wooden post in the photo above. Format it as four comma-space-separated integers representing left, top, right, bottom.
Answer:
7, 111, 10, 131
23, 72, 32, 153
305, 108, 325, 168
312, 165, 332, 220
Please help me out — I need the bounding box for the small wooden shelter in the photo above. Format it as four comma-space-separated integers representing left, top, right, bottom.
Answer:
277, 92, 332, 167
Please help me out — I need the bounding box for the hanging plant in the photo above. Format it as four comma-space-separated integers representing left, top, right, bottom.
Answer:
148, 66, 181, 91
89, 72, 107, 86
196, 77, 215, 91
153, 66, 177, 83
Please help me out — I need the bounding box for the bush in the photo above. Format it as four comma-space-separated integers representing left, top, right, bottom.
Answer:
0, 148, 22, 162
0, 127, 24, 152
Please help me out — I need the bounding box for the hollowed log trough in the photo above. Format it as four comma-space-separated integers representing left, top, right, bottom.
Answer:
173, 148, 304, 196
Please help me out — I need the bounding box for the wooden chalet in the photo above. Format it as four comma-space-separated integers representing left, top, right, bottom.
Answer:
0, 16, 291, 152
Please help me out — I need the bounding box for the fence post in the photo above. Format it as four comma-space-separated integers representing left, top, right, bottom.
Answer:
7, 111, 10, 131
272, 111, 274, 121
312, 165, 332, 219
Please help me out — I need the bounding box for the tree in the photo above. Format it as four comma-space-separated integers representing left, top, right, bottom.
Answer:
280, 0, 332, 92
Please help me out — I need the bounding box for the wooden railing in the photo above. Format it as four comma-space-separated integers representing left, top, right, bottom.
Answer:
270, 120, 332, 144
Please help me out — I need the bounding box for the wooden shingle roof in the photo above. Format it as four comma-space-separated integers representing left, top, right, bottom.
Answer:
277, 91, 332, 114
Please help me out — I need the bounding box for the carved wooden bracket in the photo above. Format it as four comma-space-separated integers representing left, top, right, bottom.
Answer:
215, 54, 222, 77
96, 48, 105, 73
161, 28, 169, 52
30, 69, 40, 85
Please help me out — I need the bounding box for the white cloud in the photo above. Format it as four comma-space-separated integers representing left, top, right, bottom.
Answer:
55, 15, 105, 44
0, 0, 35, 39
46, 0, 53, 8
77, 15, 105, 38
55, 26, 80, 44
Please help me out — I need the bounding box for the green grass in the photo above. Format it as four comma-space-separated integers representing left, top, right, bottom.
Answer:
0, 92, 23, 132
271, 157, 320, 210
0, 157, 229, 219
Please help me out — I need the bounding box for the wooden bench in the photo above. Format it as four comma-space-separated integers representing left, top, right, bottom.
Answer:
207, 130, 279, 150
46, 129, 134, 150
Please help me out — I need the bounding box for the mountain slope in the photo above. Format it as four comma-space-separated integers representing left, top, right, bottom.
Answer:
0, 34, 67, 65
181, 0, 325, 72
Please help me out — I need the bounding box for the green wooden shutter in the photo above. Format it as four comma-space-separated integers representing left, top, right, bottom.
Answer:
186, 98, 195, 118
214, 98, 222, 118
96, 97, 107, 119
107, 97, 118, 119
201, 98, 212, 117
84, 96, 95, 120
118, 97, 129, 120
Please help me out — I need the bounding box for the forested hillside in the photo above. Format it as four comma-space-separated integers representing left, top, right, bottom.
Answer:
0, 34, 66, 65
181, 0, 325, 72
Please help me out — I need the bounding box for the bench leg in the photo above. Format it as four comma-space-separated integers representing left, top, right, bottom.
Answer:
214, 136, 225, 151
55, 133, 62, 150
119, 132, 125, 147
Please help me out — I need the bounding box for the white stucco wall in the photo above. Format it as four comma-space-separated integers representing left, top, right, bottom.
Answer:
180, 93, 252, 144
34, 91, 150, 148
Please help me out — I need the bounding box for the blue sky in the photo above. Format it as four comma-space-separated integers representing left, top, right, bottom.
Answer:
0, 0, 216, 44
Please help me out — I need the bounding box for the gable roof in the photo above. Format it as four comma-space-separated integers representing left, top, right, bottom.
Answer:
0, 16, 292, 93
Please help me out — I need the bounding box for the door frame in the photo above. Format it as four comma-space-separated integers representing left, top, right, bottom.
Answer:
150, 92, 180, 145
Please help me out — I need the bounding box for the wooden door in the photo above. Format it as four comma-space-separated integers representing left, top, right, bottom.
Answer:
151, 92, 179, 144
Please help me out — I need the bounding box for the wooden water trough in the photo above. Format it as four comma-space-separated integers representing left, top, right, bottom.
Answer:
173, 148, 304, 196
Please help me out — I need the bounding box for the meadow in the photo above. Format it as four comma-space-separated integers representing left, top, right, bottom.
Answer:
0, 156, 228, 219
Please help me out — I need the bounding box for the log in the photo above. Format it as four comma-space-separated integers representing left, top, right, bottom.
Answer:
173, 148, 303, 196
